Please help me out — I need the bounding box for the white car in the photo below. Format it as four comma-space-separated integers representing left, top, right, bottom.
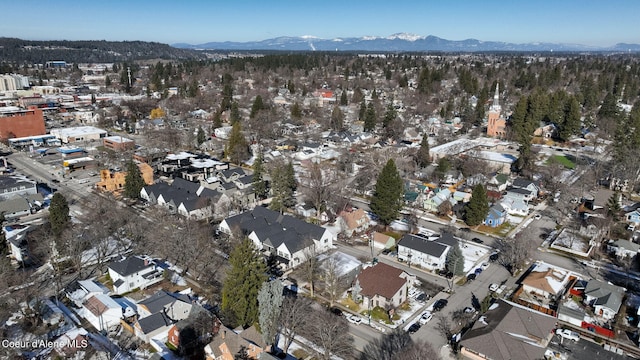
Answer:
555, 328, 579, 342
419, 311, 433, 325
489, 283, 499, 292
346, 314, 362, 325
534, 213, 542, 220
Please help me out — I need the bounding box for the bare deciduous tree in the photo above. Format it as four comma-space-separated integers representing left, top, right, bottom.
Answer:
302, 309, 353, 360
301, 161, 337, 217
496, 230, 536, 276
279, 296, 312, 354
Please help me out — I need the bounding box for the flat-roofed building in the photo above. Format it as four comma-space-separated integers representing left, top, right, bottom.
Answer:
103, 135, 135, 151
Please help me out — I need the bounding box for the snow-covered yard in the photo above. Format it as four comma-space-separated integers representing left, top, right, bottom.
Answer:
551, 228, 592, 256
460, 242, 490, 273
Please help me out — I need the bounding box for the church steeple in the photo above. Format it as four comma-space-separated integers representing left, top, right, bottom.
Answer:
493, 82, 500, 107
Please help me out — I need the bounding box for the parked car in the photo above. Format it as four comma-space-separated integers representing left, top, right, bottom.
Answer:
467, 273, 477, 282
489, 283, 499, 292
474, 268, 483, 275
437, 269, 454, 278
346, 314, 362, 325
463, 307, 476, 314
407, 323, 421, 334
555, 328, 580, 342
329, 307, 343, 317
481, 262, 490, 270
433, 299, 448, 311
419, 311, 433, 325
471, 237, 484, 244
534, 213, 542, 220
489, 252, 500, 262
416, 293, 428, 302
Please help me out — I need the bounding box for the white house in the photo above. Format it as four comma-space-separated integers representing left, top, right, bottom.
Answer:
107, 256, 164, 295
396, 234, 450, 271
584, 280, 625, 321
78, 293, 123, 332
607, 239, 640, 259
521, 262, 572, 300
500, 197, 529, 216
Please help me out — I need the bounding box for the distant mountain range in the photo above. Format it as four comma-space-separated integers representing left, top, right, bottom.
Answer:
174, 33, 640, 52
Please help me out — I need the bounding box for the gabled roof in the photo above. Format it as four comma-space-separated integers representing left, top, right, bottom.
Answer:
207, 324, 266, 358
512, 178, 538, 190
108, 256, 153, 277
338, 208, 368, 230
84, 293, 121, 316
584, 279, 625, 312
137, 312, 173, 334
506, 187, 533, 195
355, 263, 407, 300
398, 234, 448, 257
138, 290, 191, 314
460, 299, 556, 360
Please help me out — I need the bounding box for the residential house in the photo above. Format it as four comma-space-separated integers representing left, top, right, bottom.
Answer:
487, 173, 510, 192
219, 206, 334, 269
583, 279, 625, 321
533, 123, 557, 138
504, 187, 535, 203
500, 196, 529, 216
0, 193, 43, 220
371, 232, 396, 250
134, 290, 194, 344
452, 190, 472, 203
0, 175, 38, 200
511, 178, 541, 198
166, 305, 214, 353
423, 188, 457, 213
484, 204, 507, 228
107, 256, 164, 295
459, 299, 556, 360
521, 262, 572, 301
66, 279, 111, 307
352, 262, 415, 311
397, 234, 450, 271
607, 239, 640, 259
78, 293, 124, 332
337, 208, 370, 237
205, 324, 267, 360
625, 210, 640, 226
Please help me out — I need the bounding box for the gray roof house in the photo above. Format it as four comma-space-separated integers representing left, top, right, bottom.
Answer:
107, 256, 163, 295
459, 299, 556, 360
584, 279, 625, 321
397, 234, 450, 271
219, 206, 334, 269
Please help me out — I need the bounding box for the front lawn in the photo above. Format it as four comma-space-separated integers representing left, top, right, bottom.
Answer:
547, 155, 575, 169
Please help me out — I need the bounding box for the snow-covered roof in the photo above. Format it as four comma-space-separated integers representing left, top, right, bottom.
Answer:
190, 158, 225, 168
166, 151, 195, 161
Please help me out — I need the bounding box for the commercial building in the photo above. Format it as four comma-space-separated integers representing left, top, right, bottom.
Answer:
50, 126, 107, 144
0, 108, 46, 140
103, 135, 135, 151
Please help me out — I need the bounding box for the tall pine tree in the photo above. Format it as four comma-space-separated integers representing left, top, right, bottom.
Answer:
49, 192, 70, 238
124, 160, 145, 199
370, 159, 404, 226
364, 102, 377, 132
225, 122, 249, 165
416, 134, 431, 168
252, 153, 267, 200
221, 238, 268, 328
465, 184, 490, 226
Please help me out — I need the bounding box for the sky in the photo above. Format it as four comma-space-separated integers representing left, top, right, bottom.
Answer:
2, 0, 639, 47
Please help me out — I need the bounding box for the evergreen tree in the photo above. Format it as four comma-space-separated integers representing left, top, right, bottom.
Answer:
446, 243, 465, 275
258, 280, 284, 347
252, 153, 268, 200
370, 159, 404, 226
465, 184, 490, 226
269, 162, 297, 212
104, 75, 111, 87
221, 238, 268, 328
196, 126, 206, 146
358, 100, 366, 121
383, 103, 396, 128
330, 106, 344, 130
250, 95, 264, 119
225, 122, 249, 165
212, 109, 223, 129
416, 134, 431, 168
123, 160, 145, 199
364, 102, 377, 132
291, 102, 302, 119
558, 96, 581, 142
229, 101, 241, 124
606, 191, 621, 221
339, 91, 348, 106
49, 192, 70, 238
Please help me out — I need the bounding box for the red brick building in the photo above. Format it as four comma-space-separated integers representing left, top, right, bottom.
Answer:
0, 108, 46, 140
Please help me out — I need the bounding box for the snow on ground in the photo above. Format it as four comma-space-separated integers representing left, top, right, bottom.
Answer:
317, 251, 362, 277
506, 215, 524, 225
390, 220, 410, 232
460, 243, 490, 273
553, 229, 589, 252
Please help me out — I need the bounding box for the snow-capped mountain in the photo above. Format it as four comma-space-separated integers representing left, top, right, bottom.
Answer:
173, 34, 640, 52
